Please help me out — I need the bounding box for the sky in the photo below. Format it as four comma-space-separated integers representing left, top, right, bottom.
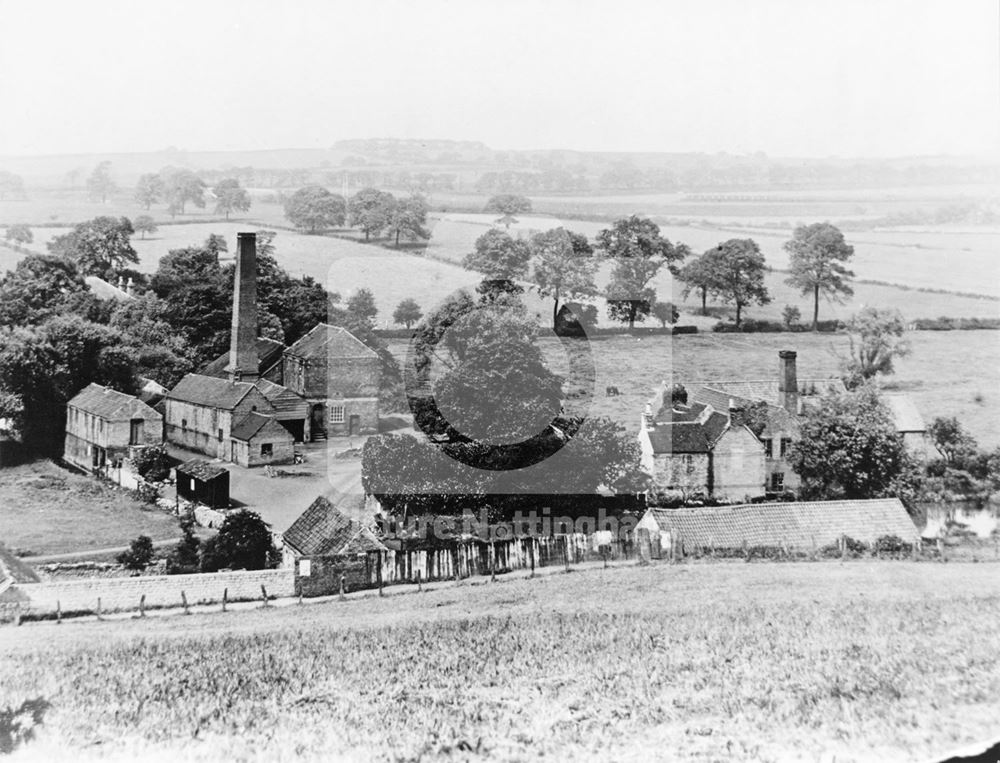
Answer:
0, 0, 996, 158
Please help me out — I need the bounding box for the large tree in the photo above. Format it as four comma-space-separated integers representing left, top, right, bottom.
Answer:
86, 161, 117, 204
346, 288, 378, 328
349, 187, 395, 240
677, 251, 717, 315
784, 222, 855, 330
599, 215, 688, 329
787, 386, 911, 501
4, 224, 33, 245
161, 168, 206, 215
134, 173, 164, 210
0, 254, 88, 327
702, 238, 770, 329
47, 216, 139, 277
387, 194, 430, 246
213, 178, 251, 220
392, 298, 423, 329
843, 307, 911, 386
529, 227, 597, 328
283, 185, 346, 233
133, 215, 157, 240
484, 194, 532, 228
200, 510, 277, 572
463, 229, 532, 286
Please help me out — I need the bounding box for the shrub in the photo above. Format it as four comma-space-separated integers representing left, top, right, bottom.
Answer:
166, 516, 201, 575
117, 535, 154, 571
200, 510, 278, 572
874, 534, 913, 558
131, 445, 171, 482
131, 481, 160, 505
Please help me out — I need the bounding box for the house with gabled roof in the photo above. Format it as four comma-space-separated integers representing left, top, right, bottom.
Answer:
64, 383, 163, 474
282, 323, 381, 439
229, 412, 295, 467
282, 492, 384, 559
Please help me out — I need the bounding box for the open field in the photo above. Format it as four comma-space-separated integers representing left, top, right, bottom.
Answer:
0, 461, 181, 557
1, 562, 998, 761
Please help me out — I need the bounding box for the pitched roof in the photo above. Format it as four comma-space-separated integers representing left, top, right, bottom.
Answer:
255, 378, 308, 414
647, 422, 710, 454
283, 493, 386, 556
84, 276, 132, 301
884, 394, 926, 433
166, 374, 258, 410
199, 337, 286, 379
231, 412, 293, 442
67, 383, 161, 421
644, 499, 917, 550
688, 378, 846, 409
176, 459, 228, 481
0, 542, 40, 585
285, 324, 378, 360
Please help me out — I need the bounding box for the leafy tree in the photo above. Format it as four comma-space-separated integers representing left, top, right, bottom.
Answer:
928, 417, 978, 466
200, 510, 277, 572
133, 215, 157, 239
349, 187, 395, 240
204, 233, 228, 257
111, 294, 194, 385
161, 168, 206, 214
4, 224, 32, 245
393, 298, 423, 329
117, 535, 154, 571
787, 386, 910, 501
463, 229, 532, 286
678, 252, 717, 315
784, 222, 855, 330
134, 173, 164, 209
213, 178, 251, 220
346, 288, 378, 327
166, 516, 201, 575
47, 216, 138, 277
843, 307, 911, 386
782, 304, 801, 329
599, 216, 689, 329
529, 227, 597, 328
284, 185, 346, 233
0, 254, 87, 327
86, 161, 117, 203
0, 170, 25, 201
650, 300, 679, 327
484, 194, 531, 228
387, 194, 430, 246
702, 238, 770, 329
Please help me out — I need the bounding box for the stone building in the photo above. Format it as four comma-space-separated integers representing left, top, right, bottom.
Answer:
64, 383, 163, 474
229, 412, 295, 468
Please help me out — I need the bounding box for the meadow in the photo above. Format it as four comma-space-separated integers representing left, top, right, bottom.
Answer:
0, 461, 180, 557
1, 562, 998, 761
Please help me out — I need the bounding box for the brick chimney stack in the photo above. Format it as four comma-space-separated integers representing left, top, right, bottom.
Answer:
226, 232, 259, 382
778, 350, 798, 414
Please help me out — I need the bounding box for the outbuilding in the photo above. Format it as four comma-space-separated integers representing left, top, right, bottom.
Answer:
175, 459, 230, 509
229, 412, 295, 468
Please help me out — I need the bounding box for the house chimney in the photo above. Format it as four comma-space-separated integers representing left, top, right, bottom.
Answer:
226, 232, 259, 382
778, 350, 798, 414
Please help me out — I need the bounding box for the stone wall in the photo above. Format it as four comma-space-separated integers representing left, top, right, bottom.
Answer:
712, 426, 766, 501
651, 452, 710, 496
22, 568, 294, 616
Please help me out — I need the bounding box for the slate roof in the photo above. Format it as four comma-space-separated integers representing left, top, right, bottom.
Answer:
255, 378, 308, 415
231, 412, 293, 442
176, 459, 228, 481
688, 378, 847, 410
166, 374, 258, 410
884, 394, 926, 433
199, 337, 286, 379
0, 542, 40, 585
644, 499, 917, 550
283, 493, 386, 556
67, 383, 162, 421
647, 422, 710, 453
286, 324, 378, 360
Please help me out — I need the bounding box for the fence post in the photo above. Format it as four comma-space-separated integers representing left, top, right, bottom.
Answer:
56, 600, 62, 625
840, 535, 847, 562
417, 570, 422, 593
529, 541, 536, 578
139, 594, 146, 617
181, 591, 190, 615
261, 584, 269, 607
490, 544, 496, 583
298, 589, 304, 606
339, 574, 346, 600
222, 588, 228, 613
96, 597, 102, 621
564, 541, 571, 573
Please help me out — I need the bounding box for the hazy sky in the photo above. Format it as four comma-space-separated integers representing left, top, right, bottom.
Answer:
0, 0, 996, 158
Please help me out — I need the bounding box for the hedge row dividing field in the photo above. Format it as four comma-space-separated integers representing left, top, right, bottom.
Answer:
1, 562, 998, 761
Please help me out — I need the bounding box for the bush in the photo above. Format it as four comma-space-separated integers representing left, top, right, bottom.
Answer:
131, 481, 160, 505
117, 535, 154, 571
200, 510, 278, 572
166, 516, 201, 575
874, 535, 913, 558
131, 445, 171, 482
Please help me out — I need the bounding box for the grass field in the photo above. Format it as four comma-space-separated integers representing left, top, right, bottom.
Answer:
1, 562, 998, 761
0, 461, 181, 557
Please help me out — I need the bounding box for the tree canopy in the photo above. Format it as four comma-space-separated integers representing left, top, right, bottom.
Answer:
387, 194, 430, 246
346, 288, 378, 328
133, 215, 157, 239
529, 227, 597, 328
484, 194, 532, 228
213, 178, 251, 220
134, 173, 164, 210
843, 307, 910, 386
393, 298, 423, 329
784, 222, 855, 330
86, 161, 117, 203
161, 168, 206, 215
4, 224, 32, 245
463, 229, 532, 286
47, 216, 139, 277
200, 510, 278, 571
677, 252, 717, 315
0, 254, 88, 327
284, 185, 346, 232
349, 187, 395, 240
700, 238, 770, 328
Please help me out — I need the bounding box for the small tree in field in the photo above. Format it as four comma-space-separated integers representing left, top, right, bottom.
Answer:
213, 178, 251, 220
650, 300, 679, 327
133, 215, 157, 240
484, 194, 531, 228
347, 288, 378, 327
117, 535, 154, 571
784, 222, 855, 331
703, 238, 770, 329
782, 304, 801, 329
843, 307, 910, 386
393, 298, 423, 328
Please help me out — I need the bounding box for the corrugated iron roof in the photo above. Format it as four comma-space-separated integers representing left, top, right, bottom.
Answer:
67, 383, 162, 421
166, 374, 258, 410
176, 459, 229, 481
645, 499, 917, 550
285, 324, 378, 360
283, 493, 386, 556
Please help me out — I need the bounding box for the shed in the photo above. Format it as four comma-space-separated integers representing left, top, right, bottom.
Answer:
230, 412, 295, 467
175, 459, 230, 508
638, 498, 918, 553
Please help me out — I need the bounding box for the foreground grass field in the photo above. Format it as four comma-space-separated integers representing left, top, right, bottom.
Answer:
0, 461, 180, 557
1, 562, 998, 761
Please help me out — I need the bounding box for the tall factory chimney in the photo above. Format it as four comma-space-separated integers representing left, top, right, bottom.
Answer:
778, 350, 798, 414
226, 232, 259, 382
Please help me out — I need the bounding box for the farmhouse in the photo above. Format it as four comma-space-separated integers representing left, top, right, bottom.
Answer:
282, 324, 381, 438
636, 498, 918, 555
64, 383, 163, 474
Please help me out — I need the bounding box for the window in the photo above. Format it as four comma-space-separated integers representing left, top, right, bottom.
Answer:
261, 443, 273, 457
763, 438, 773, 458
181, 418, 188, 430
329, 405, 345, 424
218, 428, 224, 442
129, 419, 143, 445
780, 437, 792, 457
770, 472, 785, 492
